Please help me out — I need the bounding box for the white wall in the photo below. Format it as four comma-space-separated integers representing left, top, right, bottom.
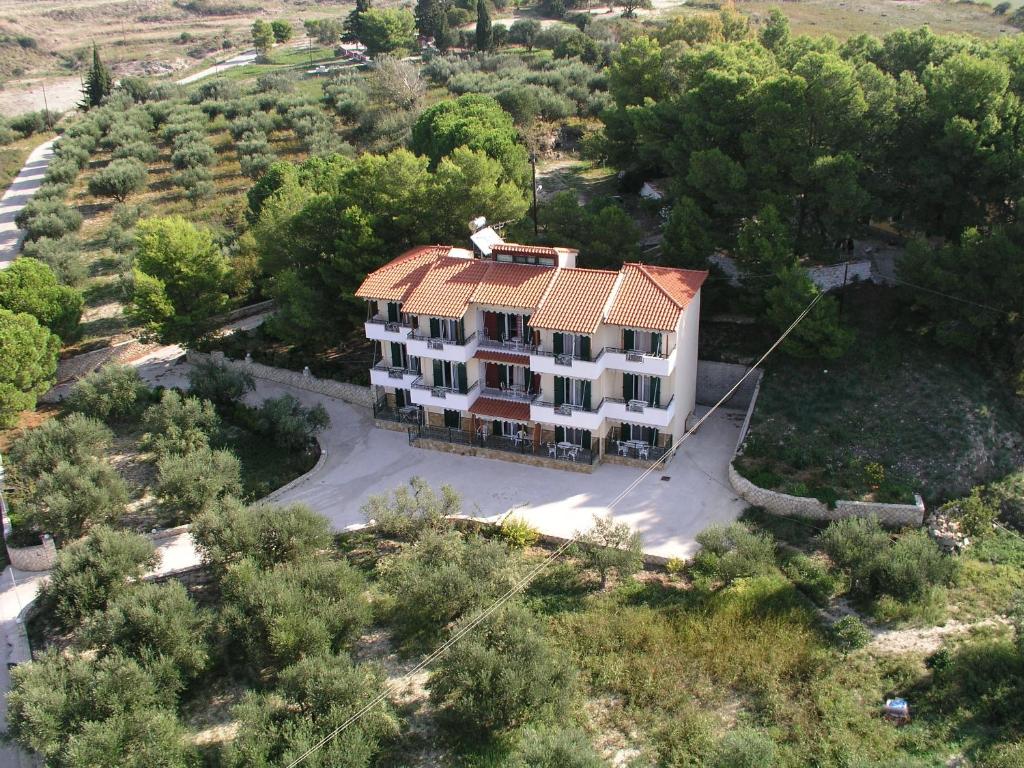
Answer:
673, 290, 701, 439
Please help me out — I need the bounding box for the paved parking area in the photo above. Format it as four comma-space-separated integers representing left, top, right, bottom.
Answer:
140, 357, 748, 559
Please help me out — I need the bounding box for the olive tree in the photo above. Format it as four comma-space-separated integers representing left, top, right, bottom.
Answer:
64, 365, 151, 423
87, 158, 148, 203
573, 514, 644, 590
154, 446, 242, 520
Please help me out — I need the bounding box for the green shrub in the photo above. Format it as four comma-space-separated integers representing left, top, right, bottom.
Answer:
428, 601, 575, 736
7, 412, 113, 479
362, 476, 459, 540
155, 446, 241, 520
251, 394, 328, 450
21, 457, 129, 540
65, 365, 151, 423
186, 360, 254, 409
87, 158, 148, 203
781, 552, 837, 605
13, 197, 83, 241
379, 529, 523, 647
573, 514, 644, 590
0, 257, 83, 339
21, 235, 88, 286
831, 615, 871, 652
712, 728, 777, 768
140, 389, 219, 458
39, 526, 157, 626
692, 523, 777, 587
112, 140, 159, 163
947, 486, 998, 539
499, 515, 540, 548
978, 741, 1024, 768
191, 498, 331, 572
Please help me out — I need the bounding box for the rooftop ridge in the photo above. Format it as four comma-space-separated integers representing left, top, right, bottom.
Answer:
632, 262, 685, 309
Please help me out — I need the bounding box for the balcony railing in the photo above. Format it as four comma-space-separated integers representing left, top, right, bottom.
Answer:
478, 334, 536, 353
607, 429, 673, 462
367, 316, 413, 333
408, 331, 478, 348
410, 377, 480, 398
604, 346, 671, 360
372, 397, 422, 424
408, 424, 595, 465
481, 385, 540, 402
371, 361, 421, 379
532, 348, 591, 364
533, 399, 601, 415
603, 395, 675, 414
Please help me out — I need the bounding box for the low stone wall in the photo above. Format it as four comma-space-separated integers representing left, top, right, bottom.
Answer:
414, 438, 594, 473
211, 299, 274, 326
728, 464, 925, 527
1, 496, 57, 572
696, 360, 762, 410
805, 260, 873, 292
186, 351, 374, 408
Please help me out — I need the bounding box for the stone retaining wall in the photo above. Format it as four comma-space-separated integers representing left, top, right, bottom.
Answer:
1, 495, 57, 572
186, 351, 374, 408
728, 464, 925, 527
696, 360, 762, 410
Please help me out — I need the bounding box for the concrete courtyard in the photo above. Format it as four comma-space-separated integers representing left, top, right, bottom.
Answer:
139, 355, 747, 559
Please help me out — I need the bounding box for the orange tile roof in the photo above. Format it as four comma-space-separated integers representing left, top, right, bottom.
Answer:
470, 262, 557, 309
605, 264, 707, 332
401, 257, 491, 318
474, 349, 530, 364
355, 246, 450, 302
469, 397, 531, 421
529, 268, 619, 334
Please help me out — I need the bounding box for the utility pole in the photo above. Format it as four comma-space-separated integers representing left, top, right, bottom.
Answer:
308, 34, 313, 67
41, 80, 50, 128
531, 153, 538, 237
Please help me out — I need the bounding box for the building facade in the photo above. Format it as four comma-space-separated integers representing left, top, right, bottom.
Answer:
357, 240, 706, 466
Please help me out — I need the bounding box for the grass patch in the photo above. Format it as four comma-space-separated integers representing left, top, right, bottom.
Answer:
0, 131, 54, 190
217, 422, 318, 502
735, 284, 1024, 505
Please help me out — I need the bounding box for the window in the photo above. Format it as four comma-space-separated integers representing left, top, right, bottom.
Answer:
620, 423, 658, 445
554, 426, 591, 450
554, 377, 592, 410
622, 329, 664, 355
429, 317, 464, 342
622, 374, 661, 407
553, 333, 591, 361
432, 360, 468, 393
444, 409, 461, 428
494, 420, 527, 437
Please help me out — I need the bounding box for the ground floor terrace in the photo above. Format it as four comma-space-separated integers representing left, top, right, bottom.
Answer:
373, 387, 682, 468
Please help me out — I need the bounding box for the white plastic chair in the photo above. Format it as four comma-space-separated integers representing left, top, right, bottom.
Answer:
617, 441, 629, 457
547, 442, 557, 458
638, 445, 650, 460
567, 446, 579, 462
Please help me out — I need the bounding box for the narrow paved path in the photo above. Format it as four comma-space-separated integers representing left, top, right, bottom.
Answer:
0, 48, 259, 268
0, 140, 55, 269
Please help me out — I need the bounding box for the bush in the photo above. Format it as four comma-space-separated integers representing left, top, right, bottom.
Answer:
87, 158, 148, 202
81, 581, 211, 681
428, 601, 575, 736
499, 515, 540, 548
14, 198, 83, 241
64, 365, 151, 423
141, 389, 220, 458
44, 158, 81, 185
170, 139, 215, 170
0, 257, 83, 339
509, 724, 604, 768
155, 446, 241, 520
781, 552, 837, 605
573, 514, 644, 590
221, 555, 371, 666
946, 486, 998, 540
361, 476, 459, 540
692, 523, 777, 587
187, 360, 254, 409
7, 412, 113, 479
820, 517, 956, 603
21, 458, 129, 540
379, 530, 523, 646
191, 498, 331, 571
712, 728, 777, 768
21, 235, 87, 286
831, 615, 871, 652
252, 394, 329, 450
112, 139, 159, 163
39, 526, 157, 627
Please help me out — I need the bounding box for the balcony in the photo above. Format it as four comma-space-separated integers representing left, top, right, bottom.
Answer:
607, 428, 674, 463
600, 395, 676, 429
369, 361, 420, 389
409, 376, 480, 411
408, 424, 596, 466
601, 346, 677, 377
530, 348, 604, 379
530, 399, 604, 431
406, 331, 479, 363
478, 334, 536, 354
481, 385, 539, 403
372, 397, 422, 425
364, 317, 413, 345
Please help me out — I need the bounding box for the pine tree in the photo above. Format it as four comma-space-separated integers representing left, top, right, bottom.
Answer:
344, 0, 372, 40
415, 0, 445, 40
475, 0, 493, 51
80, 44, 112, 110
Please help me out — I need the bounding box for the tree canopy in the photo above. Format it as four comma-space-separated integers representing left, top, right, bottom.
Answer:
357, 8, 417, 57
0, 258, 82, 340
0, 308, 60, 426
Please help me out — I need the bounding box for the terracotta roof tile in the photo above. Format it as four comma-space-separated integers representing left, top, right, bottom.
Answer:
469, 397, 531, 421
474, 349, 531, 364
605, 264, 707, 331
530, 268, 619, 334
355, 246, 450, 302
491, 243, 559, 258
401, 257, 491, 318
470, 262, 557, 309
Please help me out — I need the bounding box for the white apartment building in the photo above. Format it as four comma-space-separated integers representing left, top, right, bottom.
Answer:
357, 240, 706, 466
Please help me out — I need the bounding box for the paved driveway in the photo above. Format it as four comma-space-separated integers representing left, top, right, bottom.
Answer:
140, 357, 747, 559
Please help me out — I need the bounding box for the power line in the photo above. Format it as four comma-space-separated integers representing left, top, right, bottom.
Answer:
282, 291, 827, 768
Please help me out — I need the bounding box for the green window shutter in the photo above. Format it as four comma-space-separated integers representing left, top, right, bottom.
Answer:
554, 376, 565, 407
553, 332, 563, 355
388, 302, 399, 323
582, 380, 591, 411
457, 363, 468, 393
650, 428, 659, 446
524, 315, 531, 339
555, 426, 564, 443
649, 377, 661, 407
622, 373, 634, 400
390, 342, 402, 367
433, 359, 443, 386
498, 366, 508, 388
458, 318, 465, 344
581, 430, 591, 451
429, 318, 440, 338
623, 328, 634, 350
651, 332, 662, 355
580, 335, 591, 361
